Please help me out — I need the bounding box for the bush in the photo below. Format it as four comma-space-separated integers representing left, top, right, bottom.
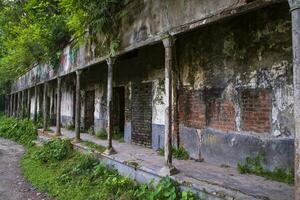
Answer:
159, 146, 190, 160
34, 138, 73, 163
237, 153, 294, 185
0, 116, 37, 146
95, 129, 107, 139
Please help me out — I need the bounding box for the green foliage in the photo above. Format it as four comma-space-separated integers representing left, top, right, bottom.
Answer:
87, 127, 94, 135
95, 128, 107, 139
0, 0, 126, 95
95, 128, 124, 142
65, 123, 75, 131
22, 139, 200, 200
59, 0, 124, 56
34, 138, 73, 163
0, 116, 37, 146
159, 146, 190, 160
237, 153, 294, 185
81, 141, 106, 153
0, 0, 70, 89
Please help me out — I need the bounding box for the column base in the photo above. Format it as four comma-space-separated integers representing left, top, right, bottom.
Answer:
55, 131, 62, 137
103, 147, 117, 155
159, 165, 179, 176
73, 138, 82, 143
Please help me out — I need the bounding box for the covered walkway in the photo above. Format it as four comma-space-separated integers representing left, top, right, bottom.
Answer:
39, 127, 294, 200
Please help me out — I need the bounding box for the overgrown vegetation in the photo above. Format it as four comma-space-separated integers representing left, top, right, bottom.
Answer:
0, 116, 199, 199
21, 138, 200, 200
0, 116, 37, 146
34, 138, 73, 162
95, 128, 124, 142
237, 153, 294, 185
0, 0, 126, 95
81, 140, 106, 153
159, 146, 190, 160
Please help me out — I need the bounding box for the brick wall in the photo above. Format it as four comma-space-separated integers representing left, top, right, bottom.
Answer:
207, 99, 236, 132
131, 82, 153, 147
241, 89, 271, 133
178, 88, 206, 129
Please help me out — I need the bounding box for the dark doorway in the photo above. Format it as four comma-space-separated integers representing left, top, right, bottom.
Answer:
84, 90, 95, 131
131, 82, 152, 147
112, 87, 125, 134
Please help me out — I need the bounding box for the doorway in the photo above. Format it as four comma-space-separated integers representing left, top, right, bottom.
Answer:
112, 87, 125, 137
84, 90, 95, 131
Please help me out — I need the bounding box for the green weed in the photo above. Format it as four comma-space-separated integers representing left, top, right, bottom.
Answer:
237, 153, 294, 185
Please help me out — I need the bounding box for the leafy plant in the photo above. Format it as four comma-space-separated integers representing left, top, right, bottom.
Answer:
95, 128, 107, 139
237, 153, 294, 185
159, 146, 190, 160
81, 141, 106, 153
87, 127, 94, 135
65, 123, 75, 131
0, 116, 37, 146
34, 138, 73, 163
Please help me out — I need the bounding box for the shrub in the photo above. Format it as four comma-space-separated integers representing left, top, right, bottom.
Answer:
237, 153, 294, 185
0, 116, 37, 146
159, 146, 190, 160
34, 138, 73, 163
95, 129, 107, 139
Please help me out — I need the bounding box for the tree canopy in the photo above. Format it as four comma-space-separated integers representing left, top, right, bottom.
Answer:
0, 0, 123, 94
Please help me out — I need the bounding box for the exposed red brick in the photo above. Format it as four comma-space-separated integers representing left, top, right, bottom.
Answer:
207, 98, 236, 132
241, 89, 271, 133
178, 88, 206, 129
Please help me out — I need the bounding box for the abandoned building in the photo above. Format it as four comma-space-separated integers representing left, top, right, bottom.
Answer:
4, 0, 300, 199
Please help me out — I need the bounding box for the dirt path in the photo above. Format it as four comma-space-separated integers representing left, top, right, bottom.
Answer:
0, 138, 52, 200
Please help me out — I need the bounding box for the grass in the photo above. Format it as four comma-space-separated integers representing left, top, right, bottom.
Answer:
21, 139, 200, 200
159, 146, 190, 160
95, 128, 125, 142
237, 153, 294, 185
81, 141, 106, 153
0, 115, 200, 199
0, 116, 37, 146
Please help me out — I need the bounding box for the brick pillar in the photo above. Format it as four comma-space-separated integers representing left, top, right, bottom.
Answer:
75, 70, 82, 142
34, 85, 38, 122
160, 35, 178, 176
104, 57, 117, 155
288, 0, 300, 199
43, 83, 48, 132
27, 89, 31, 119
56, 77, 62, 136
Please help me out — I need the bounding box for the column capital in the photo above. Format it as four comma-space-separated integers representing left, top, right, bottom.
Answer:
106, 57, 116, 66
162, 34, 174, 48
288, 0, 300, 11
76, 69, 82, 76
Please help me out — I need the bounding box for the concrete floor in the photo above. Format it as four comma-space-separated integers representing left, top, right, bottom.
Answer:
43, 127, 294, 200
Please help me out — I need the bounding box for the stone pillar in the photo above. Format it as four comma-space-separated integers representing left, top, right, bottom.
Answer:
75, 70, 82, 142
34, 85, 38, 122
43, 83, 48, 132
17, 92, 20, 118
9, 94, 12, 117
104, 57, 117, 155
27, 89, 31, 119
56, 77, 62, 136
159, 35, 178, 176
21, 90, 25, 118
288, 0, 300, 199
12, 93, 15, 117
5, 95, 8, 116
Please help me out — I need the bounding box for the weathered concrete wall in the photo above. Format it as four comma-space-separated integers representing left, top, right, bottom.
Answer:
10, 0, 280, 93
177, 3, 293, 169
